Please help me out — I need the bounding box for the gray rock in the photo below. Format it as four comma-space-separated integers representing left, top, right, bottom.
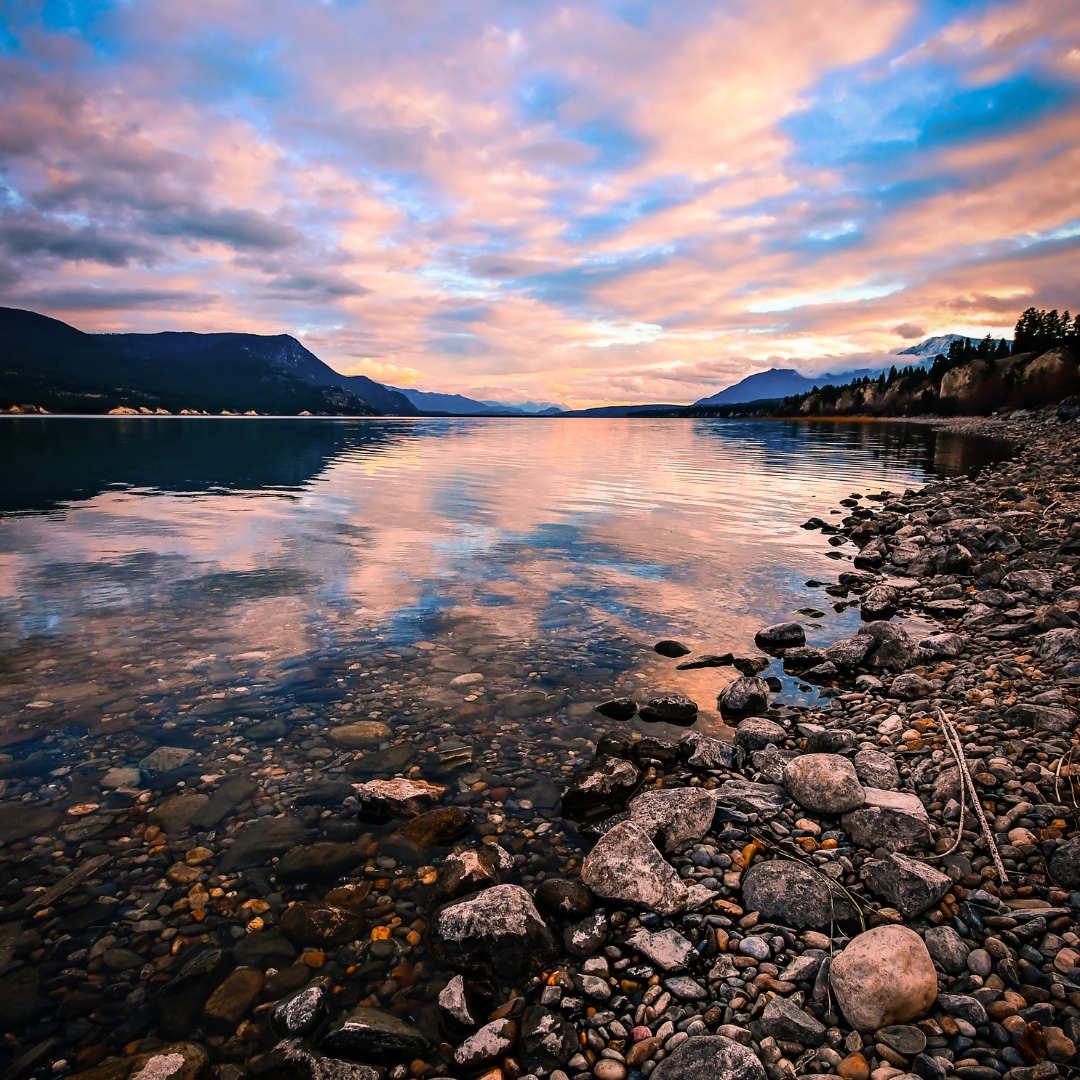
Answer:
718, 676, 770, 718
1003, 703, 1078, 734
148, 793, 210, 835
936, 994, 988, 1026
682, 732, 736, 770
519, 1005, 577, 1072
664, 976, 709, 1000
830, 926, 937, 1032
438, 975, 477, 1027
191, 775, 258, 829
861, 585, 899, 620
639, 694, 698, 725
805, 728, 857, 754
734, 717, 786, 751
859, 852, 952, 917
877, 1025, 927, 1056
713, 778, 788, 817
351, 777, 444, 818
561, 755, 641, 810
853, 748, 900, 790
783, 646, 828, 670
628, 786, 716, 853
651, 1035, 767, 1080
563, 911, 608, 957
889, 673, 934, 700
760, 996, 826, 1046
925, 925, 970, 974
755, 622, 806, 649
139, 746, 195, 776
1049, 836, 1080, 888
534, 878, 594, 920
251, 1039, 380, 1080
1004, 569, 1055, 597
318, 1007, 427, 1064
275, 842, 367, 884
453, 1018, 517, 1070
843, 788, 931, 851
917, 632, 967, 659
1036, 627, 1080, 664
595, 698, 638, 721
826, 635, 876, 670
271, 984, 329, 1038
783, 754, 865, 814
580, 820, 688, 914
429, 884, 557, 980
741, 860, 856, 930
626, 928, 695, 971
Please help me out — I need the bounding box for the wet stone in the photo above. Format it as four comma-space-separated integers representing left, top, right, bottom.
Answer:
275, 841, 367, 884
147, 792, 210, 834
595, 697, 638, 721
718, 676, 770, 719
203, 967, 264, 1031
191, 775, 258, 828
563, 910, 607, 956
877, 1025, 927, 1056
734, 716, 786, 751
351, 777, 445, 818
433, 845, 507, 902
328, 721, 392, 749
519, 1005, 577, 1073
784, 753, 865, 814
438, 974, 478, 1028
561, 755, 641, 811
270, 983, 329, 1038
220, 814, 307, 872
392, 804, 472, 847
535, 877, 594, 920
318, 1006, 427, 1064
639, 693, 699, 724
279, 902, 366, 948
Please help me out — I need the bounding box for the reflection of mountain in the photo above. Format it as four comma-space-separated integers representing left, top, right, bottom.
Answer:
0, 416, 418, 514
689, 418, 1013, 478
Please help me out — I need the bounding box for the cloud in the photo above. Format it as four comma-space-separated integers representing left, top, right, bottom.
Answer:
0, 0, 1074, 405
893, 321, 925, 338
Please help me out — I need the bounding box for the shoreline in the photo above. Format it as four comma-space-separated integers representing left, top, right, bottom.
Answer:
1, 405, 1079, 1080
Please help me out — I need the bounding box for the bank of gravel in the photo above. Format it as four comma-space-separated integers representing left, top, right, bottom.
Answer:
2, 405, 1080, 1080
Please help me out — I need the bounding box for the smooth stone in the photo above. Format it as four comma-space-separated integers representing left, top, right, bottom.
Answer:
639, 694, 699, 725
628, 786, 716, 853
876, 1025, 927, 1056
392, 805, 472, 847
784, 753, 865, 814
651, 1035, 767, 1080
595, 698, 638, 721
219, 815, 307, 872
328, 722, 392, 749
924, 925, 970, 974
654, 640, 691, 657
0, 803, 62, 845
826, 635, 876, 669
755, 622, 806, 649
535, 878, 594, 920
580, 820, 688, 915
843, 788, 931, 852
279, 902, 366, 948
203, 967, 264, 1030
718, 676, 770, 719
139, 746, 195, 775
734, 717, 787, 751
275, 842, 367, 884
271, 984, 329, 1038
830, 926, 937, 1032
664, 976, 708, 1000
741, 859, 856, 929
429, 883, 558, 980
859, 852, 951, 918
191, 775, 259, 828
293, 780, 355, 807
318, 1007, 427, 1064
889, 673, 933, 701
519, 1005, 577, 1072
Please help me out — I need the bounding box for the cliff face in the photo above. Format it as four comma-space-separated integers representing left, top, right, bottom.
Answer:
787, 347, 1078, 418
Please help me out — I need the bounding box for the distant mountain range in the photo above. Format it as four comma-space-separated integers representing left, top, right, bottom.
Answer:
395, 388, 565, 416
693, 335, 969, 406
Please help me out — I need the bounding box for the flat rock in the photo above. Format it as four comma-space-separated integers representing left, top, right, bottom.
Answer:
191, 775, 258, 828
0, 804, 61, 845
203, 967, 264, 1030
651, 1035, 766, 1080
755, 622, 806, 649
279, 902, 366, 948
1049, 836, 1080, 888
859, 851, 952, 918
889, 673, 934, 700
1004, 703, 1078, 734
783, 646, 828, 670
830, 925, 937, 1032
654, 640, 691, 657
734, 717, 786, 751
1036, 627, 1080, 665
853, 748, 899, 790
741, 860, 856, 929
275, 842, 367, 884
628, 786, 716, 853
328, 722, 391, 749
918, 632, 967, 659
519, 1005, 577, 1072
784, 754, 865, 814
626, 928, 695, 971
713, 778, 788, 817
595, 698, 637, 721
318, 1007, 427, 1064
251, 1039, 379, 1080
351, 777, 444, 818
561, 755, 641, 811
718, 676, 770, 719
454, 1018, 517, 1069
639, 694, 698, 725
429, 883, 557, 980
139, 746, 195, 776
220, 815, 307, 872
580, 820, 688, 914
682, 732, 735, 771
760, 996, 826, 1046
432, 846, 506, 903
843, 788, 931, 851
392, 805, 472, 847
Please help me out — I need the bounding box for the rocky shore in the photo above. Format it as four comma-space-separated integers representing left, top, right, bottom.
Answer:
4, 403, 1080, 1080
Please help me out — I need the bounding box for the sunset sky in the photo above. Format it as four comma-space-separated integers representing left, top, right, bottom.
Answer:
1, 0, 1078, 407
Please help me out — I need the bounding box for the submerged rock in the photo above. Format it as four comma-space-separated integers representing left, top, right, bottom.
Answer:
654, 639, 691, 657
594, 697, 638, 721
351, 777, 445, 818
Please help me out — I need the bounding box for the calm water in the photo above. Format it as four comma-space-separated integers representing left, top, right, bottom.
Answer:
0, 417, 1008, 759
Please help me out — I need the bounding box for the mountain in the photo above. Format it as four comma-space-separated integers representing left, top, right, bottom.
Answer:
0, 307, 418, 416
693, 336, 973, 407
482, 399, 568, 415
396, 389, 520, 415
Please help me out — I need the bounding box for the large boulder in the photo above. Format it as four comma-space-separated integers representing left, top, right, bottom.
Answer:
1036, 628, 1080, 665
1004, 703, 1078, 734
861, 585, 899, 620
843, 788, 931, 851
734, 717, 786, 751
628, 787, 716, 854
755, 623, 805, 649
859, 852, 952, 918
429, 884, 557, 980
825, 636, 876, 670
639, 694, 698, 725
741, 860, 856, 930
651, 1035, 766, 1080
853, 748, 899, 790
1049, 836, 1080, 889
580, 821, 688, 914
718, 676, 770, 719
682, 732, 735, 771
783, 754, 865, 814
830, 926, 937, 1032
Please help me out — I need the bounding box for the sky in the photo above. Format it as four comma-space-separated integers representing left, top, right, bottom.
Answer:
0, 0, 1078, 407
